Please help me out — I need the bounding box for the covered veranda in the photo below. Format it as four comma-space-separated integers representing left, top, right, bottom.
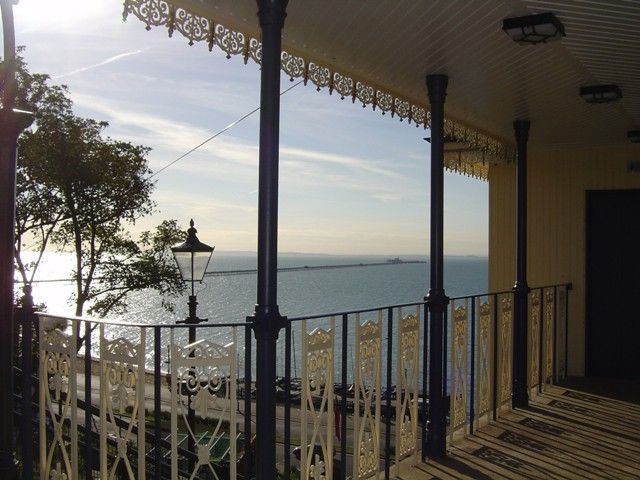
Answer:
1, 1, 639, 479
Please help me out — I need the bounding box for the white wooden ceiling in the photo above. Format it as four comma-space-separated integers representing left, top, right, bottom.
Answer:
157, 0, 640, 148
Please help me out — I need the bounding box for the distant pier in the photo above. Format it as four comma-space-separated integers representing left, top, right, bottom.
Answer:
205, 260, 426, 277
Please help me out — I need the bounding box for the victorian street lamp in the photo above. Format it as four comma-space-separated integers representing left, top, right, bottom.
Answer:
171, 219, 214, 469
171, 219, 214, 341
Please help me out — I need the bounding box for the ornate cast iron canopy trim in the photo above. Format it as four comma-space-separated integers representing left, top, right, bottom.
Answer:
123, 0, 514, 179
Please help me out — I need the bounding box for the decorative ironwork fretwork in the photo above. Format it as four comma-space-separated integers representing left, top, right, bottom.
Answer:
499, 296, 513, 405
300, 319, 334, 480
99, 328, 147, 480
353, 313, 382, 479
529, 290, 541, 388
39, 318, 78, 480
450, 302, 468, 439
172, 7, 209, 45
543, 289, 555, 384
121, 0, 515, 179
477, 301, 493, 416
395, 307, 420, 463
170, 331, 238, 480
122, 0, 171, 30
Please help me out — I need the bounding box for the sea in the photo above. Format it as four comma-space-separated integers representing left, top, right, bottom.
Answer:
19, 252, 487, 381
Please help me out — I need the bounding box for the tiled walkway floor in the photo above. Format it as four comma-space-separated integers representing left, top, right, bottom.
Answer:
401, 384, 640, 479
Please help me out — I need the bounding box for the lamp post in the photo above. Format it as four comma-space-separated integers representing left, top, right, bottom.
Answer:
171, 219, 214, 470
171, 219, 215, 337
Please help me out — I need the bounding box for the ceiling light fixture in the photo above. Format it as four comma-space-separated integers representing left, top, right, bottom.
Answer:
502, 12, 565, 45
580, 85, 622, 104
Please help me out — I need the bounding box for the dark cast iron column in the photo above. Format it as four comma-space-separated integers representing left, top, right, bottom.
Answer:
512, 119, 530, 409
425, 74, 449, 458
0, 1, 33, 477
248, 1, 288, 478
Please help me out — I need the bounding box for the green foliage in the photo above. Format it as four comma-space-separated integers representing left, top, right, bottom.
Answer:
85, 220, 186, 316
12, 49, 186, 317
14, 47, 70, 289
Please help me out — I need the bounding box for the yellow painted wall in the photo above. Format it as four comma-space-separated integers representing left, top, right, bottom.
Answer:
488, 144, 640, 376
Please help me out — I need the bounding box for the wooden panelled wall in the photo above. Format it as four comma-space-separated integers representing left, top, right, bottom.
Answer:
488, 144, 640, 376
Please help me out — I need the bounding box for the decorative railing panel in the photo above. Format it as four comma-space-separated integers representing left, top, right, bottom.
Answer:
353, 313, 382, 480
475, 299, 493, 421
170, 331, 238, 480
529, 290, 542, 389
450, 301, 468, 440
39, 317, 78, 480
543, 288, 555, 385
395, 306, 420, 464
498, 295, 513, 407
99, 326, 146, 479
300, 319, 334, 480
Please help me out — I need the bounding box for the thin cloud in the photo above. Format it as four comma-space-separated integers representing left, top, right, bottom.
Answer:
72, 92, 255, 157
280, 146, 405, 180
372, 193, 402, 202
153, 191, 256, 215
53, 49, 147, 79
71, 93, 416, 202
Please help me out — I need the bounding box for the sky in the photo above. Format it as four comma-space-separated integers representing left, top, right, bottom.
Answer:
9, 0, 489, 256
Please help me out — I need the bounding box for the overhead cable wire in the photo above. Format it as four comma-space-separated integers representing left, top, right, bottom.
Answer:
147, 79, 303, 180
15, 82, 303, 274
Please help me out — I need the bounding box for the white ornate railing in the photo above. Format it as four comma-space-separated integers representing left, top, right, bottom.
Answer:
294, 304, 423, 480
39, 320, 78, 480
36, 317, 245, 480
99, 325, 146, 480
353, 313, 381, 480
447, 283, 571, 443
23, 284, 571, 479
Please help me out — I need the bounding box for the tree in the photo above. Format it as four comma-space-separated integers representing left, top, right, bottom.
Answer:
13, 47, 72, 304
13, 49, 186, 318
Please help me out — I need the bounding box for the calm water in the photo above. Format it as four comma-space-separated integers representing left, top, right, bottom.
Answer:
21, 252, 487, 380
24, 252, 487, 322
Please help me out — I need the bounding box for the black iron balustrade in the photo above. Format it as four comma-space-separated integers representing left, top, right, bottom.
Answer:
12, 282, 570, 479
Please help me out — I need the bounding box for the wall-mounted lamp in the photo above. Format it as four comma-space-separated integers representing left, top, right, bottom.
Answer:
502, 12, 565, 45
423, 135, 458, 143
579, 85, 622, 104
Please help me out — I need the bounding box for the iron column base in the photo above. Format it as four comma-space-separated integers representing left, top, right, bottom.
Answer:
249, 305, 286, 480
425, 289, 449, 458
512, 281, 530, 409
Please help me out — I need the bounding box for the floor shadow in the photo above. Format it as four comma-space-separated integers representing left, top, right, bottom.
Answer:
422, 455, 496, 480
526, 403, 639, 441
413, 383, 640, 479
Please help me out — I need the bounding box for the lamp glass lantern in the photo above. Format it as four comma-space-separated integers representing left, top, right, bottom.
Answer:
171, 219, 214, 323
172, 219, 214, 285
502, 12, 565, 45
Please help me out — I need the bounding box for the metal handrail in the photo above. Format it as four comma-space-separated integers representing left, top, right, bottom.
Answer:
19, 281, 572, 480
33, 282, 571, 328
